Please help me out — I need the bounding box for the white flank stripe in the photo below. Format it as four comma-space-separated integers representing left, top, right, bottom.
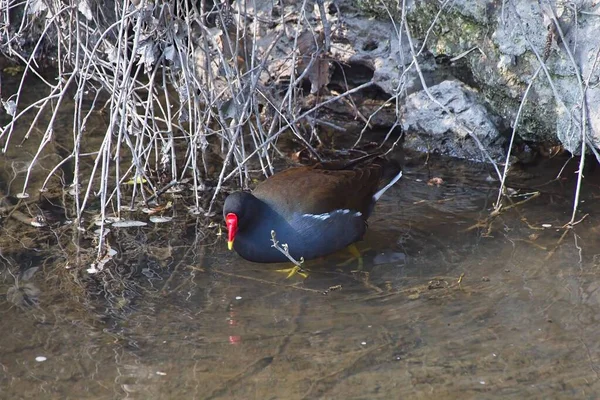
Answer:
303, 213, 330, 220
303, 209, 362, 220
373, 171, 402, 202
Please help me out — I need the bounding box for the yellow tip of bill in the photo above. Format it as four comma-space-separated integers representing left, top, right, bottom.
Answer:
227, 240, 234, 251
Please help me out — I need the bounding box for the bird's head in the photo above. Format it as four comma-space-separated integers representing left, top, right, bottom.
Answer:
223, 191, 256, 251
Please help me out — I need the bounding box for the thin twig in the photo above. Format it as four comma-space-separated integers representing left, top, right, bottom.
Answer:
270, 230, 305, 267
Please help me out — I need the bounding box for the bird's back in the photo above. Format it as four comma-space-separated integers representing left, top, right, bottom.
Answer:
252, 160, 384, 217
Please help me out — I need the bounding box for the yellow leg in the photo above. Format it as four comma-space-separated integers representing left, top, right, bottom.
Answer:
349, 243, 364, 271
275, 265, 309, 279
337, 243, 367, 270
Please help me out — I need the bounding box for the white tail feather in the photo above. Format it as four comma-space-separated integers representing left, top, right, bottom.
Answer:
373, 171, 402, 202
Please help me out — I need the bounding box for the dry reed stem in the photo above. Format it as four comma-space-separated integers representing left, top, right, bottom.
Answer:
0, 0, 597, 261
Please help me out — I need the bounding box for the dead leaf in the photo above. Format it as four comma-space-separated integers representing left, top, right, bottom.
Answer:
427, 177, 444, 186
297, 30, 318, 54
308, 55, 331, 94
296, 30, 330, 94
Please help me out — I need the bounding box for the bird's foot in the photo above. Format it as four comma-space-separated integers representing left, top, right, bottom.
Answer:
275, 265, 309, 279
337, 244, 368, 271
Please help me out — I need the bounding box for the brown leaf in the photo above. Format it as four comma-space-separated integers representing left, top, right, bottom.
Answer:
307, 54, 331, 94
296, 30, 329, 94
297, 30, 319, 54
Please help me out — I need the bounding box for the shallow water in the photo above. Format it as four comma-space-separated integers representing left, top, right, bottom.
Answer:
3, 76, 600, 399
3, 152, 600, 399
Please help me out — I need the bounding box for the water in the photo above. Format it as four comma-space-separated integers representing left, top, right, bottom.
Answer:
2, 76, 600, 398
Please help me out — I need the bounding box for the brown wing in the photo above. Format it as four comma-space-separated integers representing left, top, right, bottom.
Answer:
252, 162, 383, 216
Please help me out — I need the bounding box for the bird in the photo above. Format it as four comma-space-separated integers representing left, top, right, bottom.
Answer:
223, 154, 402, 264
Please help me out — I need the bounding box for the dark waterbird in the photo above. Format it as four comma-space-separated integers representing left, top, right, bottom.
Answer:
223, 154, 402, 263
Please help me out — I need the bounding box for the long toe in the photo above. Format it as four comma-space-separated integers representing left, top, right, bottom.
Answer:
275, 265, 309, 279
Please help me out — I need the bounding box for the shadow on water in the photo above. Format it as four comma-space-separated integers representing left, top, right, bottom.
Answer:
2, 77, 600, 399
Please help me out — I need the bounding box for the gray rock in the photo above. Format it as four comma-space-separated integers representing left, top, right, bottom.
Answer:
401, 81, 505, 162
406, 0, 600, 156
